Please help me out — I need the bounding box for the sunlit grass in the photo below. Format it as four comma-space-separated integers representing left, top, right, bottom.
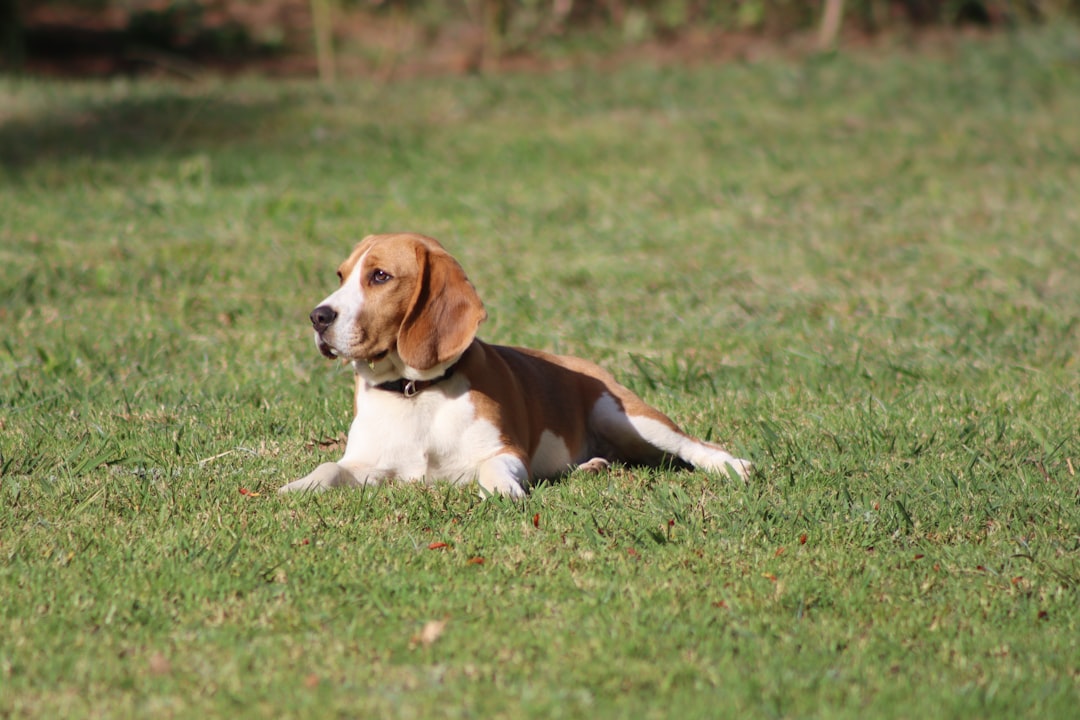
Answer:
1, 27, 1078, 719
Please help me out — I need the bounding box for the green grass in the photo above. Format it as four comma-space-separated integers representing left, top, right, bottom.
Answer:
2, 27, 1079, 718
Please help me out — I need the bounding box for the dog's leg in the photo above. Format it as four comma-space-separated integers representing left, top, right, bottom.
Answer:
278, 462, 363, 493
476, 453, 528, 499
590, 393, 752, 480
628, 415, 752, 480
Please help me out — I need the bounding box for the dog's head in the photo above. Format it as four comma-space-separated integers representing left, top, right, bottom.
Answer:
309, 233, 487, 382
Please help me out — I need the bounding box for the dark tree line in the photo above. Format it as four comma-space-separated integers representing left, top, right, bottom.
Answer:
2, 0, 1074, 72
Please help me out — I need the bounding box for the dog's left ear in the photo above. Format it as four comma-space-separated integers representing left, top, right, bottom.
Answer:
397, 244, 487, 371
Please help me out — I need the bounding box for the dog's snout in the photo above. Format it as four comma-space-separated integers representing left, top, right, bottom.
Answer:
310, 305, 338, 333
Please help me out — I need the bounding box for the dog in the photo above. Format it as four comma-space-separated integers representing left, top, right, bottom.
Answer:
279, 232, 751, 498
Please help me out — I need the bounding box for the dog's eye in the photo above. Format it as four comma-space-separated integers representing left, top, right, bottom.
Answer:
371, 269, 392, 285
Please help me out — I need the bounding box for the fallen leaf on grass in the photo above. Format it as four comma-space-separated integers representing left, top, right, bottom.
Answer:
532, 513, 540, 528
428, 541, 449, 550
411, 619, 447, 648
238, 487, 261, 497
303, 673, 320, 689
148, 652, 171, 676
466, 556, 485, 565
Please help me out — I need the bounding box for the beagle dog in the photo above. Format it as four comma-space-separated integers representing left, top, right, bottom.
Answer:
279, 233, 751, 498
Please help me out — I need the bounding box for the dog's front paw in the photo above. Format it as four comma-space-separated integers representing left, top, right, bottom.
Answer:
476, 454, 528, 500
278, 462, 360, 493
479, 476, 526, 500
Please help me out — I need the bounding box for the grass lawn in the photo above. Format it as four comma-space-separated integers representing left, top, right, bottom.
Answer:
2, 27, 1079, 719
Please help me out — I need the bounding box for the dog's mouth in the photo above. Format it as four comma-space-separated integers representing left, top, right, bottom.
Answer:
315, 335, 391, 366
316, 336, 339, 359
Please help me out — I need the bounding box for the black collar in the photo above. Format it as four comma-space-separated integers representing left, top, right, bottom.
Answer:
373, 365, 456, 398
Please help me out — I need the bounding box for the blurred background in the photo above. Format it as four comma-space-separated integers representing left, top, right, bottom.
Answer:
4, 0, 1078, 79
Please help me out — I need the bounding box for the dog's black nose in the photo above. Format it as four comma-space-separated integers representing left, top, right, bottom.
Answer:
310, 305, 338, 333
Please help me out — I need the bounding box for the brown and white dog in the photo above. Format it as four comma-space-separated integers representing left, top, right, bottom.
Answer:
279, 233, 751, 498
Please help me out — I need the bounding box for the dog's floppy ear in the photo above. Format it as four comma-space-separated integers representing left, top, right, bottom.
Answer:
397, 243, 486, 371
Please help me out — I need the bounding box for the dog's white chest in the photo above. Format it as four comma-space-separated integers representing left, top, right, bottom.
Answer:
341, 379, 503, 484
